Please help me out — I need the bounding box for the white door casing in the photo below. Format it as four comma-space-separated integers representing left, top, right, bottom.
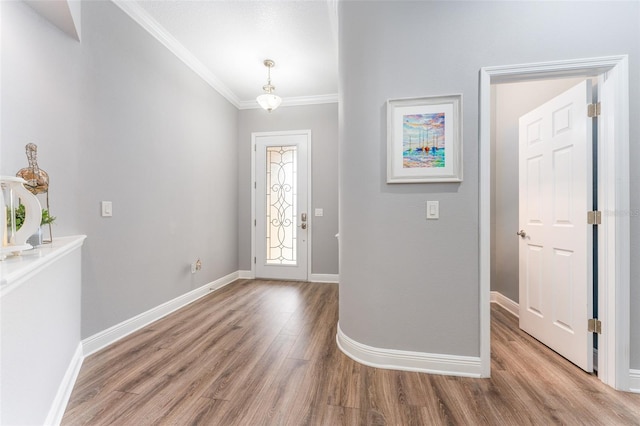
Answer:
518, 80, 593, 372
252, 131, 311, 281
480, 55, 630, 389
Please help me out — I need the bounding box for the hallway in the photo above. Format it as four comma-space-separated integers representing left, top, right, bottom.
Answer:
63, 280, 640, 425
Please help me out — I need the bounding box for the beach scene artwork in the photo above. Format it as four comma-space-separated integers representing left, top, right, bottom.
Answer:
402, 112, 445, 168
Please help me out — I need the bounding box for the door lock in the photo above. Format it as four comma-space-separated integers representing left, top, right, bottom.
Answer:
301, 213, 307, 222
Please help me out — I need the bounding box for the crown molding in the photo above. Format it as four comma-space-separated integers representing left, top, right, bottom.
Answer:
111, 1, 339, 111
238, 93, 339, 110
111, 0, 242, 108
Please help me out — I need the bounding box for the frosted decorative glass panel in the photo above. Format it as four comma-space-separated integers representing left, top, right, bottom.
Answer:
265, 146, 297, 265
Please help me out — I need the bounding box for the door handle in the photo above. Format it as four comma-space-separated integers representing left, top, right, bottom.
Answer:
516, 230, 527, 238
301, 223, 307, 230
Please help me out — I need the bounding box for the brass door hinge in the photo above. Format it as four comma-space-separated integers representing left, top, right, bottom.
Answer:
588, 102, 601, 118
587, 211, 602, 225
588, 318, 602, 334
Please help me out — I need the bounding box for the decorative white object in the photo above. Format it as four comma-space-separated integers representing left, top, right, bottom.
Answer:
1, 176, 42, 259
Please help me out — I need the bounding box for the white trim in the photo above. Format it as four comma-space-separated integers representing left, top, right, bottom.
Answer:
482, 56, 625, 83
336, 323, 482, 378
479, 68, 492, 378
251, 133, 256, 278
238, 270, 254, 280
82, 271, 240, 356
490, 291, 519, 317
480, 55, 630, 390
326, 0, 339, 51
309, 273, 339, 283
598, 58, 631, 391
1, 235, 87, 296
629, 370, 640, 394
44, 343, 84, 426
306, 131, 313, 283
238, 94, 339, 110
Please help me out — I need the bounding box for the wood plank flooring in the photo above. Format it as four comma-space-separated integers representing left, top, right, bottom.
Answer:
62, 280, 640, 425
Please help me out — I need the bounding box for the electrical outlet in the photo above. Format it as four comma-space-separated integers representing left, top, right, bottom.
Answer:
191, 259, 202, 274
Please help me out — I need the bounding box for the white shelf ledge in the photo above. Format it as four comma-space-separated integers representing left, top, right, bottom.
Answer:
0, 235, 87, 297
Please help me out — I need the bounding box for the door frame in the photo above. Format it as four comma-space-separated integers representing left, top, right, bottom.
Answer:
251, 130, 313, 281
479, 55, 630, 390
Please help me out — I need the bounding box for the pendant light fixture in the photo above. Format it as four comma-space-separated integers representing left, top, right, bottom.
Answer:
256, 59, 282, 112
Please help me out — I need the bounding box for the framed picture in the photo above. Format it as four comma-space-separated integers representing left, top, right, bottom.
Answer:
387, 94, 463, 183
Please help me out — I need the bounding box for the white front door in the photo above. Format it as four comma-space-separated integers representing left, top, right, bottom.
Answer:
518, 80, 593, 372
253, 131, 310, 281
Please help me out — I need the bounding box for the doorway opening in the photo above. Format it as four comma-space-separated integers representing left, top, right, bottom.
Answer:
479, 56, 630, 390
491, 77, 595, 372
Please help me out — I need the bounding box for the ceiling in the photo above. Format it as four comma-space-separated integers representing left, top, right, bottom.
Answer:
24, 0, 339, 109
116, 0, 339, 109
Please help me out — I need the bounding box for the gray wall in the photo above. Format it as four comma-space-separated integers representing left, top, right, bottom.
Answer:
2, 1, 239, 338
491, 78, 585, 302
238, 104, 339, 275
339, 0, 640, 367
1, 1, 82, 235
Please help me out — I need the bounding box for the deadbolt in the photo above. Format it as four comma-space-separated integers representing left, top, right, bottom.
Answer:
301, 213, 307, 222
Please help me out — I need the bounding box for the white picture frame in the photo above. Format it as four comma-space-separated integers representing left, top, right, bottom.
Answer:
387, 94, 463, 183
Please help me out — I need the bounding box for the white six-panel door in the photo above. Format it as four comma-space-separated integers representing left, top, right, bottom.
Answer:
253, 131, 310, 281
518, 80, 593, 372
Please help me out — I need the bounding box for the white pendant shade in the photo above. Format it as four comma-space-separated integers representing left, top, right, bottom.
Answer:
256, 93, 282, 112
257, 59, 283, 112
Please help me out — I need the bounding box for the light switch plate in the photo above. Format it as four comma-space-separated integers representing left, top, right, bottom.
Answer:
315, 208, 324, 217
426, 201, 439, 219
101, 201, 113, 217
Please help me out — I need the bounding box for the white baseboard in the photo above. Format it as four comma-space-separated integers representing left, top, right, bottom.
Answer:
45, 343, 84, 426
309, 273, 339, 283
82, 271, 241, 356
336, 323, 482, 378
239, 271, 338, 283
630, 369, 640, 393
490, 291, 519, 317
238, 270, 254, 279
